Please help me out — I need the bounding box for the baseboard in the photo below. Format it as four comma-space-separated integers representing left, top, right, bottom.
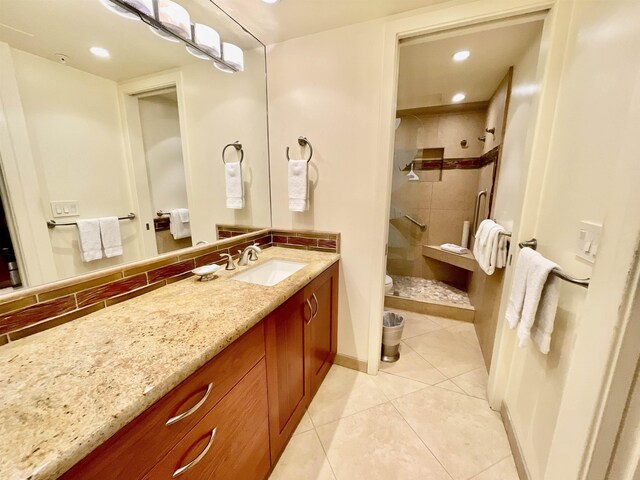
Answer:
334, 353, 368, 372
501, 403, 531, 480
384, 294, 475, 322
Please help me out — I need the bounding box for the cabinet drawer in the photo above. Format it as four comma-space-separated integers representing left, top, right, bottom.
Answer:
144, 359, 270, 480
63, 322, 265, 480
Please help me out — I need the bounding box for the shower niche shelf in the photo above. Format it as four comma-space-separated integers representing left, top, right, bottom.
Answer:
422, 245, 476, 271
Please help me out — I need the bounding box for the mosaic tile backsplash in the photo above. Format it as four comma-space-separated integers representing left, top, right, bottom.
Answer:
0, 228, 339, 344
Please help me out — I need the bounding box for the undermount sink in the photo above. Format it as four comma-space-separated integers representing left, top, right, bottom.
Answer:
232, 259, 308, 286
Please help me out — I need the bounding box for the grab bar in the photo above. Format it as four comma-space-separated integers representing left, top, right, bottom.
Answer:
518, 238, 590, 288
472, 190, 488, 236
47, 213, 136, 228
404, 215, 426, 230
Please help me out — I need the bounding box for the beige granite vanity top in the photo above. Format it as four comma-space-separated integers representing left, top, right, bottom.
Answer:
0, 247, 339, 480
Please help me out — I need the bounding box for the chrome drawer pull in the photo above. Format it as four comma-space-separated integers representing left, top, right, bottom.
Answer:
311, 293, 319, 319
305, 299, 313, 325
166, 383, 213, 426
172, 427, 217, 478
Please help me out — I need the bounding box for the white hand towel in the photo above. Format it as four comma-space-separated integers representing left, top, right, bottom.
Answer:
170, 209, 191, 240
225, 163, 244, 209
177, 208, 189, 223
473, 220, 506, 275
288, 159, 309, 212
99, 216, 123, 258
76, 219, 103, 262
506, 247, 560, 354
440, 243, 468, 255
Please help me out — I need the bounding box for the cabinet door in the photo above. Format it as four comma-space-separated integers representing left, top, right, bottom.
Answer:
144, 360, 270, 480
265, 288, 311, 463
308, 263, 339, 396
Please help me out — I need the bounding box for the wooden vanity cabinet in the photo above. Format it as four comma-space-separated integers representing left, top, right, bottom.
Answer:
265, 262, 339, 463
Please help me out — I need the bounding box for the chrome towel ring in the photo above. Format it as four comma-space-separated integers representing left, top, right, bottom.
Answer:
222, 141, 243, 164
286, 136, 313, 163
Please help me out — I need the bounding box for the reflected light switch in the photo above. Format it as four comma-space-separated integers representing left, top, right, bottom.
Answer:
51, 201, 79, 218
576, 221, 602, 264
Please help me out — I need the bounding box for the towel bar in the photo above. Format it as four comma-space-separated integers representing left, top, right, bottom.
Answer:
47, 213, 136, 229
518, 237, 590, 288
222, 141, 243, 165
286, 136, 313, 163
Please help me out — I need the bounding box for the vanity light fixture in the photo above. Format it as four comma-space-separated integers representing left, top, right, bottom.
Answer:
100, 0, 139, 19
451, 92, 466, 103
452, 50, 470, 62
90, 46, 111, 58
104, 0, 242, 73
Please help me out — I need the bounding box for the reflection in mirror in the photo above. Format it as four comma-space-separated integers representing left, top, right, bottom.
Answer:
0, 0, 270, 294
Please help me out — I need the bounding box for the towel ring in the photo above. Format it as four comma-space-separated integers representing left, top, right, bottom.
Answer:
286, 136, 313, 163
222, 141, 243, 164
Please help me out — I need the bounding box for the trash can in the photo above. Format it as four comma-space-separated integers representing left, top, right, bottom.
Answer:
381, 311, 405, 363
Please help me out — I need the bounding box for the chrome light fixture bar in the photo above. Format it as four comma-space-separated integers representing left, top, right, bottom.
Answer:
108, 0, 240, 73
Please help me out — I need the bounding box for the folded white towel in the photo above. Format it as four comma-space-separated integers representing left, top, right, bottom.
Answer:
99, 216, 123, 258
170, 209, 191, 240
440, 243, 469, 255
288, 159, 309, 212
177, 208, 189, 223
506, 247, 560, 354
76, 219, 103, 262
225, 163, 244, 209
473, 220, 506, 275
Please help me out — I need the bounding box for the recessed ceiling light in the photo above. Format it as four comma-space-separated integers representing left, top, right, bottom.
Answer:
90, 46, 110, 58
452, 50, 470, 62
451, 92, 466, 103
261, 0, 280, 4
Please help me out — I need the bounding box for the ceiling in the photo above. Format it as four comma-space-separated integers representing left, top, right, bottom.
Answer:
397, 19, 544, 110
213, 0, 453, 45
0, 0, 262, 82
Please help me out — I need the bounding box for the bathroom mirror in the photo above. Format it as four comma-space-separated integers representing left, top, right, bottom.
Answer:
0, 0, 270, 293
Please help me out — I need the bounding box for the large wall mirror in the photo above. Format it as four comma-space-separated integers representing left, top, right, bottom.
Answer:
0, 0, 270, 294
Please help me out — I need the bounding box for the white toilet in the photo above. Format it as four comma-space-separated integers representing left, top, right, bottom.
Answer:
385, 274, 394, 294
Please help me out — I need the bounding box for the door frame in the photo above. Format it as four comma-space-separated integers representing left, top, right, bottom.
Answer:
118, 71, 193, 258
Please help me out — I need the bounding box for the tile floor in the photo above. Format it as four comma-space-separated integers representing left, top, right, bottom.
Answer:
390, 276, 472, 307
269, 308, 518, 480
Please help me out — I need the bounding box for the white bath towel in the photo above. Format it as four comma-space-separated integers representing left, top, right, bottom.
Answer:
225, 162, 244, 209
76, 219, 103, 262
288, 159, 309, 212
506, 247, 560, 354
440, 243, 469, 255
473, 219, 506, 275
170, 209, 191, 240
99, 216, 123, 258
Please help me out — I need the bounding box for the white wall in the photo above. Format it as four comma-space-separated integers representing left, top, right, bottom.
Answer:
10, 48, 142, 279
267, 20, 386, 362
138, 94, 189, 214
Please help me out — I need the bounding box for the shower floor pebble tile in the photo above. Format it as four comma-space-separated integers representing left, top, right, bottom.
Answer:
390, 275, 471, 306
270, 309, 517, 480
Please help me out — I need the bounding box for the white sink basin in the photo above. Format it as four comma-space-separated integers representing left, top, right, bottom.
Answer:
232, 259, 308, 286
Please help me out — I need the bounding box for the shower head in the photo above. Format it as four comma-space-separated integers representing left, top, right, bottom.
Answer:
478, 135, 486, 142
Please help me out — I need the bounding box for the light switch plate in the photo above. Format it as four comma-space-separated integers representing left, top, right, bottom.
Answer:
50, 201, 79, 218
576, 221, 602, 264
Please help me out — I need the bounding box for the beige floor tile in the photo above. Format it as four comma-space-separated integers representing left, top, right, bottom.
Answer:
471, 456, 519, 480
451, 367, 489, 400
370, 371, 428, 400
429, 315, 469, 329
393, 386, 511, 480
270, 430, 335, 480
446, 322, 481, 346
379, 348, 447, 385
434, 379, 466, 394
308, 365, 388, 427
385, 308, 443, 339
293, 410, 314, 435
405, 328, 484, 378
316, 403, 452, 480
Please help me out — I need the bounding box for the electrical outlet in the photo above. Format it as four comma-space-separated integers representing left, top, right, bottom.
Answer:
50, 201, 79, 218
576, 221, 602, 264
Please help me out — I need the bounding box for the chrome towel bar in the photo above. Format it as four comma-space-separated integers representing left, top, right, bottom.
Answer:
518, 238, 590, 288
404, 215, 426, 230
47, 213, 136, 229
286, 136, 313, 163
222, 141, 244, 165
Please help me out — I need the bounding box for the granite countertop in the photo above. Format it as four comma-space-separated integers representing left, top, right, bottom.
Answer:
0, 247, 339, 480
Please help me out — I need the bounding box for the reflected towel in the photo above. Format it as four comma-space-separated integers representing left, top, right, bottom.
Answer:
473, 220, 506, 275
170, 209, 191, 240
76, 219, 102, 262
440, 243, 468, 255
225, 162, 244, 209
99, 216, 123, 258
288, 159, 308, 212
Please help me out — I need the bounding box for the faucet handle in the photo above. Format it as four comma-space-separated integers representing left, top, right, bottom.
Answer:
249, 243, 261, 261
220, 253, 236, 271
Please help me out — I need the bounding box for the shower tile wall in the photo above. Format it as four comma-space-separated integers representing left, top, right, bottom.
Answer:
388, 111, 487, 283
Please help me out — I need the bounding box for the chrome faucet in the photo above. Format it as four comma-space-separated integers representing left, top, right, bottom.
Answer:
238, 244, 262, 266
220, 253, 236, 271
